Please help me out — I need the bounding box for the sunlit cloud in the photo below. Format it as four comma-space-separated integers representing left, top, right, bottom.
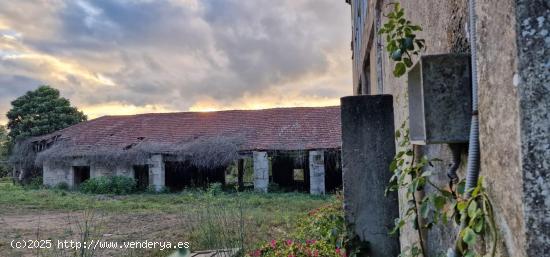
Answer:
0, 0, 351, 126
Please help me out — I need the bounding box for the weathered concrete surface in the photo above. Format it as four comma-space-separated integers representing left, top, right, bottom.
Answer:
408, 54, 472, 144
308, 150, 325, 195
253, 151, 269, 193
341, 95, 400, 257
378, 2, 472, 255
149, 154, 165, 191
476, 0, 525, 256
515, 1, 550, 256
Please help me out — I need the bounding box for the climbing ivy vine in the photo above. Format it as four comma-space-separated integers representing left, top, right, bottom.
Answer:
388, 122, 497, 257
378, 2, 425, 77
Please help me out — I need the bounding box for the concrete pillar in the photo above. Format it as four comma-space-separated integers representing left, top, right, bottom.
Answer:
309, 150, 325, 195
253, 151, 269, 192
149, 154, 165, 191
340, 95, 400, 257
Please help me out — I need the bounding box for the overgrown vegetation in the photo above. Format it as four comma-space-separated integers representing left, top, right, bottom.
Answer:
378, 2, 425, 77
246, 197, 349, 257
388, 123, 497, 257
0, 178, 332, 256
79, 176, 137, 195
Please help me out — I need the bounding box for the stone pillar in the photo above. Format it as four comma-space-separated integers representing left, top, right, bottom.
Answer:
253, 151, 269, 192
149, 154, 165, 192
515, 2, 550, 256
309, 150, 326, 195
340, 95, 399, 257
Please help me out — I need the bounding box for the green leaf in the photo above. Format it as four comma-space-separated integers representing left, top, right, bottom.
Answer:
433, 195, 447, 210
457, 201, 468, 212
393, 3, 401, 12
393, 62, 406, 77
474, 217, 484, 233
468, 201, 478, 218
462, 227, 477, 246
410, 25, 422, 31
403, 57, 413, 67
395, 129, 401, 138
441, 189, 453, 198
389, 159, 398, 172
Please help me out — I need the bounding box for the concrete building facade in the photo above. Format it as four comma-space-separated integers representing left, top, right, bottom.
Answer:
344, 0, 548, 256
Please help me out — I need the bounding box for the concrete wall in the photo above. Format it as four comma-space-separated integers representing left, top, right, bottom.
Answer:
42, 155, 166, 190
348, 0, 548, 256
341, 95, 400, 257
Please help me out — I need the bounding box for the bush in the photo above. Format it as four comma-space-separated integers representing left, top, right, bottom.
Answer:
54, 182, 70, 191
24, 176, 43, 190
293, 197, 346, 249
248, 195, 349, 257
79, 176, 136, 194
206, 182, 223, 195
247, 239, 346, 257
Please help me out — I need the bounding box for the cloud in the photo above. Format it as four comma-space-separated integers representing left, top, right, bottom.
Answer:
0, 0, 351, 125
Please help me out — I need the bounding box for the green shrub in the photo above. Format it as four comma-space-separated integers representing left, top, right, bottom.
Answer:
293, 196, 346, 249
24, 176, 43, 190
246, 239, 346, 257
79, 176, 136, 194
206, 182, 223, 196
248, 195, 349, 257
54, 182, 70, 191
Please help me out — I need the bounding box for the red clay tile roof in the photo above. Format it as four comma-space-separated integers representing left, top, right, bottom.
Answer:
35, 106, 342, 152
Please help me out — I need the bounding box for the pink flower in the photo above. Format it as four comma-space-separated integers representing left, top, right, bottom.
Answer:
286, 239, 293, 246
270, 240, 276, 249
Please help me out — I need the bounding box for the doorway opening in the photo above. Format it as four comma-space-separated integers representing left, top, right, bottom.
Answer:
73, 166, 90, 187
133, 165, 149, 191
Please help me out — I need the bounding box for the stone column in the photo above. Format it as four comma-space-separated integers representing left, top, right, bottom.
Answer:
149, 154, 165, 191
253, 151, 269, 192
340, 95, 399, 257
309, 150, 326, 195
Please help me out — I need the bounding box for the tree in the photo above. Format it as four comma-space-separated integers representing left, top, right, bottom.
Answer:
0, 125, 8, 177
7, 86, 87, 141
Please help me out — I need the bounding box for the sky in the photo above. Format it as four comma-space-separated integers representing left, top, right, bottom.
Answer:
0, 0, 352, 125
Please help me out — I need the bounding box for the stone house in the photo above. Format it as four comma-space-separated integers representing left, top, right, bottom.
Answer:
342, 0, 548, 257
21, 106, 342, 194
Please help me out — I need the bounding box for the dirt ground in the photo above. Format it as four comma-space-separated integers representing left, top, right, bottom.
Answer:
0, 207, 184, 257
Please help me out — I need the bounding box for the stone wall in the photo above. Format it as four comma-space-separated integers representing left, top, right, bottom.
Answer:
347, 0, 548, 256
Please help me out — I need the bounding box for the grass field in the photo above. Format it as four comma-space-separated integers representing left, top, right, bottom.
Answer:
0, 179, 333, 257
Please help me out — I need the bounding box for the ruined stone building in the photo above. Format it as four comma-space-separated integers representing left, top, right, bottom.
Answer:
19, 107, 342, 194
342, 0, 548, 257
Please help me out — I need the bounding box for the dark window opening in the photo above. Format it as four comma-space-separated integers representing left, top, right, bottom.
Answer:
165, 161, 226, 192
133, 165, 149, 191
73, 166, 90, 186
271, 153, 309, 192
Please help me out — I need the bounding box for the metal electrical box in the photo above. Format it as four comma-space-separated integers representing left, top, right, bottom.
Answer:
408, 54, 472, 145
